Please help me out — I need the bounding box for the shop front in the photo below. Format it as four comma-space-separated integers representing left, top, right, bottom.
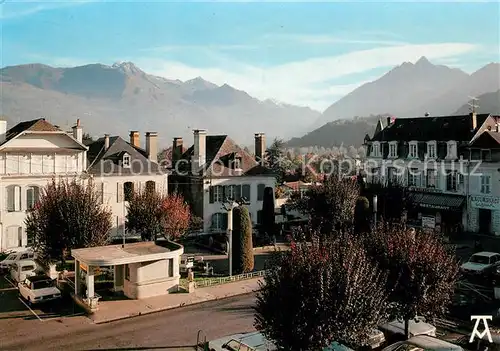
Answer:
469, 195, 500, 235
407, 191, 465, 238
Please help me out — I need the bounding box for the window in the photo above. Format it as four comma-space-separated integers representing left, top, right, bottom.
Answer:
371, 142, 381, 157
232, 156, 242, 169
427, 141, 436, 159
426, 169, 437, 188
211, 213, 228, 231
257, 210, 263, 225
168, 258, 174, 277
388, 142, 398, 158
125, 265, 130, 280
6, 185, 22, 212
124, 182, 134, 201
446, 171, 458, 191
408, 168, 420, 187
371, 168, 380, 184
26, 186, 40, 210
409, 141, 418, 158
482, 150, 492, 161
447, 141, 457, 159
209, 185, 225, 203
123, 154, 131, 168
481, 175, 491, 194
6, 226, 21, 248
242, 184, 251, 201
145, 181, 155, 194
257, 184, 266, 201
388, 167, 398, 185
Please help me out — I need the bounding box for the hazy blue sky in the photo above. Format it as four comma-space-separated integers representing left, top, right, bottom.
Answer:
2, 0, 499, 110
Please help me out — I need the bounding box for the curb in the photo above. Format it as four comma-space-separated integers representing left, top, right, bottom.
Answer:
92, 285, 262, 324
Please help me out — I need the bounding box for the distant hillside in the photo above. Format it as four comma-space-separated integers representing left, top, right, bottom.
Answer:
287, 114, 390, 148
315, 58, 499, 129
453, 90, 500, 115
0, 62, 320, 147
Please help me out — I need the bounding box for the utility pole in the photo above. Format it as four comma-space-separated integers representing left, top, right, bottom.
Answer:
468, 96, 480, 114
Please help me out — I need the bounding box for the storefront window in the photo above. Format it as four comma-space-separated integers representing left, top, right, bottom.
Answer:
481, 175, 491, 194
426, 169, 437, 188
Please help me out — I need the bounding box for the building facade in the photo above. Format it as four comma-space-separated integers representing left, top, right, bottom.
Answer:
364, 113, 499, 237
0, 118, 88, 252
86, 131, 168, 238
170, 130, 276, 233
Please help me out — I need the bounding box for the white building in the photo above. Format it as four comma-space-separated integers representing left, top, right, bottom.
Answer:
86, 131, 168, 238
0, 118, 88, 252
170, 131, 276, 233
466, 130, 500, 235
364, 113, 499, 238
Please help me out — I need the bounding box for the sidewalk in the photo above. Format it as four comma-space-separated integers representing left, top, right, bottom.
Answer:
91, 277, 263, 324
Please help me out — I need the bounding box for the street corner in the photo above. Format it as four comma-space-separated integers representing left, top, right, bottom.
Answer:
0, 274, 86, 323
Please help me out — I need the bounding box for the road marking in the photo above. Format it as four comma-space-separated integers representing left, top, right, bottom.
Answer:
4, 276, 16, 288
18, 297, 43, 322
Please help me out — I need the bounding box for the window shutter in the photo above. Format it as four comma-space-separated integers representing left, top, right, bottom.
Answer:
7, 186, 14, 212
27, 188, 33, 210
222, 186, 227, 202
209, 186, 214, 204
242, 184, 250, 201
14, 186, 21, 211
257, 184, 265, 201
222, 212, 228, 230
117, 182, 123, 202
211, 214, 217, 229
235, 185, 242, 201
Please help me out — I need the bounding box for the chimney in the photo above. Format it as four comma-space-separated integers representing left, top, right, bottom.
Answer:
254, 133, 266, 165
145, 132, 158, 163
72, 118, 83, 143
0, 119, 7, 144
192, 129, 207, 173
104, 134, 110, 150
172, 137, 183, 166
472, 112, 477, 130
129, 131, 140, 148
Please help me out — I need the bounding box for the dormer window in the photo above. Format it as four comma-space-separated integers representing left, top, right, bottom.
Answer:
233, 156, 242, 170
123, 154, 131, 168
371, 142, 381, 157
408, 141, 418, 158
446, 141, 457, 159
388, 141, 398, 158
427, 141, 437, 159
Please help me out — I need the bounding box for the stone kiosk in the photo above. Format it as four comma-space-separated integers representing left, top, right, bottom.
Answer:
71, 241, 184, 312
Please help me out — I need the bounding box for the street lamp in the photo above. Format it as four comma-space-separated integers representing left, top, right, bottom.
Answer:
373, 195, 378, 229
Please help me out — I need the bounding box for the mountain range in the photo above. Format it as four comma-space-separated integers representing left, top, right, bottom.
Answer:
1, 57, 499, 149
0, 62, 320, 147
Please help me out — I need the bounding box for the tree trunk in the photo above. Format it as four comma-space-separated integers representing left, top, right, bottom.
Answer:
404, 319, 410, 340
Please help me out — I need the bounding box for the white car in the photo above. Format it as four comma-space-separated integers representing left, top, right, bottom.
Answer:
460, 251, 500, 275
378, 318, 436, 339
382, 335, 463, 351
18, 275, 62, 305
0, 250, 35, 273
10, 259, 38, 282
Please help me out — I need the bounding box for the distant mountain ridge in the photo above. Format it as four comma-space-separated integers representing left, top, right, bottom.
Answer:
0, 62, 321, 146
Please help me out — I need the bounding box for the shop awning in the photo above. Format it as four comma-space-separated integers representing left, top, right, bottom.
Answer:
408, 193, 465, 211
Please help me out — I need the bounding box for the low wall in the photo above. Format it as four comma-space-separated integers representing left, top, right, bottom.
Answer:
124, 276, 180, 299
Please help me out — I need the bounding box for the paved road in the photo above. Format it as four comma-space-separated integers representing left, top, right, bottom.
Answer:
0, 293, 257, 350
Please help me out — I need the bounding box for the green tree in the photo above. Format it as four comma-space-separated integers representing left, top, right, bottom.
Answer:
265, 138, 291, 184
26, 178, 112, 264
261, 187, 275, 237
362, 224, 460, 339
289, 176, 360, 236
232, 206, 254, 273
255, 233, 388, 350
354, 196, 371, 234
126, 187, 164, 241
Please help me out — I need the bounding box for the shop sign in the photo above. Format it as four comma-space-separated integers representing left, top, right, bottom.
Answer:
408, 186, 442, 194
80, 263, 88, 272
470, 196, 500, 210
422, 216, 436, 229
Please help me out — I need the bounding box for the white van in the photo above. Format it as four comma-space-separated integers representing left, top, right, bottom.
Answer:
10, 260, 38, 282
0, 250, 35, 273
382, 335, 463, 351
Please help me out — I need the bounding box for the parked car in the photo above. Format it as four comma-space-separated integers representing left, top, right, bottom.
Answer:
382, 335, 463, 351
0, 250, 35, 274
10, 259, 38, 282
18, 275, 62, 305
378, 318, 436, 342
460, 251, 500, 277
